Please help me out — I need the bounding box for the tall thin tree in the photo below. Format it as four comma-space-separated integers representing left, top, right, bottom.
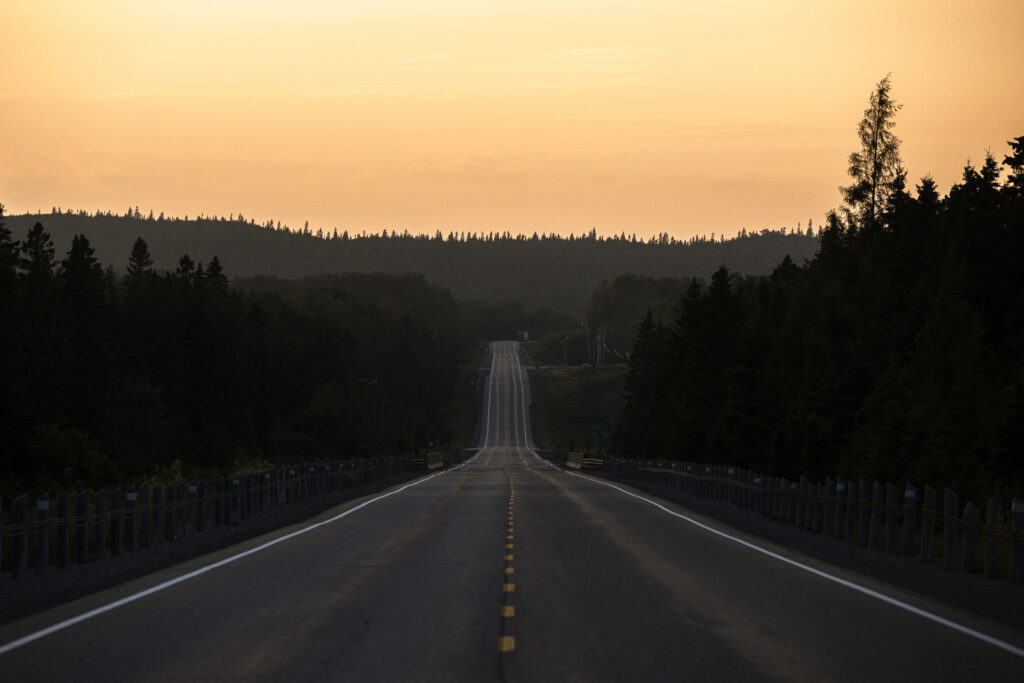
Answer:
841, 74, 903, 231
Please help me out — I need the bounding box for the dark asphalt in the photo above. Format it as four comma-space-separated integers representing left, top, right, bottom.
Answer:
1, 342, 1023, 681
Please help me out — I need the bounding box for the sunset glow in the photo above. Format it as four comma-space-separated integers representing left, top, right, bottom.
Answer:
2, 0, 1022, 239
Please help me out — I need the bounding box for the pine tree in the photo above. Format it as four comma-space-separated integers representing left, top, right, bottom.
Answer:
124, 236, 154, 291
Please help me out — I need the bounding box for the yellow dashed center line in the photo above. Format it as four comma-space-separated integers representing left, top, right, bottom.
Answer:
501, 468, 517, 654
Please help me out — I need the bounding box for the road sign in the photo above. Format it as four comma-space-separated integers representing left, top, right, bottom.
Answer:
587, 425, 612, 436
585, 436, 592, 452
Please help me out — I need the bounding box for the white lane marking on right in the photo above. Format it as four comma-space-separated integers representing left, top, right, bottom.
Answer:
563, 470, 1024, 660
0, 460, 476, 657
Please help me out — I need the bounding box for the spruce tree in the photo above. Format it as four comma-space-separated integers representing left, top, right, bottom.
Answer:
841, 74, 903, 231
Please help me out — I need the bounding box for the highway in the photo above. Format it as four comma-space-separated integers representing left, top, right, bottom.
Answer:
2, 341, 1023, 680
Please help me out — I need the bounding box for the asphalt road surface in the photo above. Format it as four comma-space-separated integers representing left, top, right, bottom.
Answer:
2, 341, 1023, 681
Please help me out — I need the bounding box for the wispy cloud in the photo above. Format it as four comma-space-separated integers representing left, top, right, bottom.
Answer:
68, 90, 133, 99
0, 90, 37, 99
400, 53, 459, 63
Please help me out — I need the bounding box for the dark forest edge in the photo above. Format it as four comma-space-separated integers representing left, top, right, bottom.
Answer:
2, 210, 819, 315
615, 76, 1024, 504
0, 219, 574, 498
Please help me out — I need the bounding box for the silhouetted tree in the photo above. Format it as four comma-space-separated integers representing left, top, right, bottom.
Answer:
841, 74, 903, 231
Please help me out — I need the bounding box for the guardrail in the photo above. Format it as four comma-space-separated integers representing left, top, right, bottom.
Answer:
599, 456, 1024, 585
0, 455, 423, 581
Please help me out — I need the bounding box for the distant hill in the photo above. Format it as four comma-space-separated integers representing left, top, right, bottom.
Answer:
6, 211, 820, 313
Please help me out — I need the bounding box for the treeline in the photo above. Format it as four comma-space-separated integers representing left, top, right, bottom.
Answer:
615, 79, 1024, 502
3, 210, 819, 314
0, 216, 516, 497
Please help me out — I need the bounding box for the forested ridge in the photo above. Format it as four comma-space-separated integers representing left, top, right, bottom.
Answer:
1, 216, 548, 497
3, 210, 818, 315
616, 77, 1024, 502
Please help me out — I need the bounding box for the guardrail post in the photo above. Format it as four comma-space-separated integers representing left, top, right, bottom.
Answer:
921, 486, 937, 562
962, 501, 980, 572
151, 485, 163, 543
885, 482, 899, 553
824, 478, 835, 537
12, 494, 27, 579
1011, 498, 1024, 584
138, 482, 150, 548
125, 489, 137, 551
835, 480, 847, 539
796, 476, 807, 528
186, 484, 198, 537
943, 488, 958, 570
110, 487, 122, 556
75, 491, 89, 563
985, 498, 1000, 579
94, 490, 107, 560
812, 482, 824, 533
847, 480, 859, 541
857, 480, 870, 545
56, 492, 70, 568
35, 494, 50, 574
902, 484, 917, 557
868, 482, 884, 549
200, 480, 211, 531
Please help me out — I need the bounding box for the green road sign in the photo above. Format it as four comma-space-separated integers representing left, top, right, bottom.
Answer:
587, 425, 612, 435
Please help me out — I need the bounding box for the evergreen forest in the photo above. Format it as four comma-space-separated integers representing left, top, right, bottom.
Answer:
615, 77, 1024, 502
0, 218, 573, 497
2, 210, 819, 316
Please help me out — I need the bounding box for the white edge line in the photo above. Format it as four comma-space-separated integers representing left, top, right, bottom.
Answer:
563, 469, 1024, 661
0, 460, 475, 657
516, 344, 530, 449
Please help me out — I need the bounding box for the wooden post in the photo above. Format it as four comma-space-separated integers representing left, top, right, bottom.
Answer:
859, 480, 871, 544
138, 481, 150, 549
109, 488, 122, 556
943, 488, 958, 570
869, 481, 884, 549
902, 484, 917, 558
12, 494, 28, 579
187, 484, 198, 537
962, 501, 980, 572
125, 489, 137, 552
152, 485, 164, 543
56, 492, 70, 569
985, 498, 1001, 579
1011, 498, 1024, 584
796, 476, 808, 528
835, 480, 847, 540
824, 478, 835, 537
75, 492, 90, 564
885, 482, 899, 553
35, 494, 50, 574
848, 480, 859, 542
920, 486, 937, 562
175, 484, 186, 538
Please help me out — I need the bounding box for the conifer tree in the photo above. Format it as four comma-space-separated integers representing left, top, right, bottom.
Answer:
841, 74, 903, 231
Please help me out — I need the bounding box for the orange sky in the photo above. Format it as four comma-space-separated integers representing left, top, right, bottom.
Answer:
1, 1, 1022, 240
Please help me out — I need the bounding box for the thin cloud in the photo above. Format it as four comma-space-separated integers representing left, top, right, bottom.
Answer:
400, 53, 459, 63
68, 90, 133, 99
